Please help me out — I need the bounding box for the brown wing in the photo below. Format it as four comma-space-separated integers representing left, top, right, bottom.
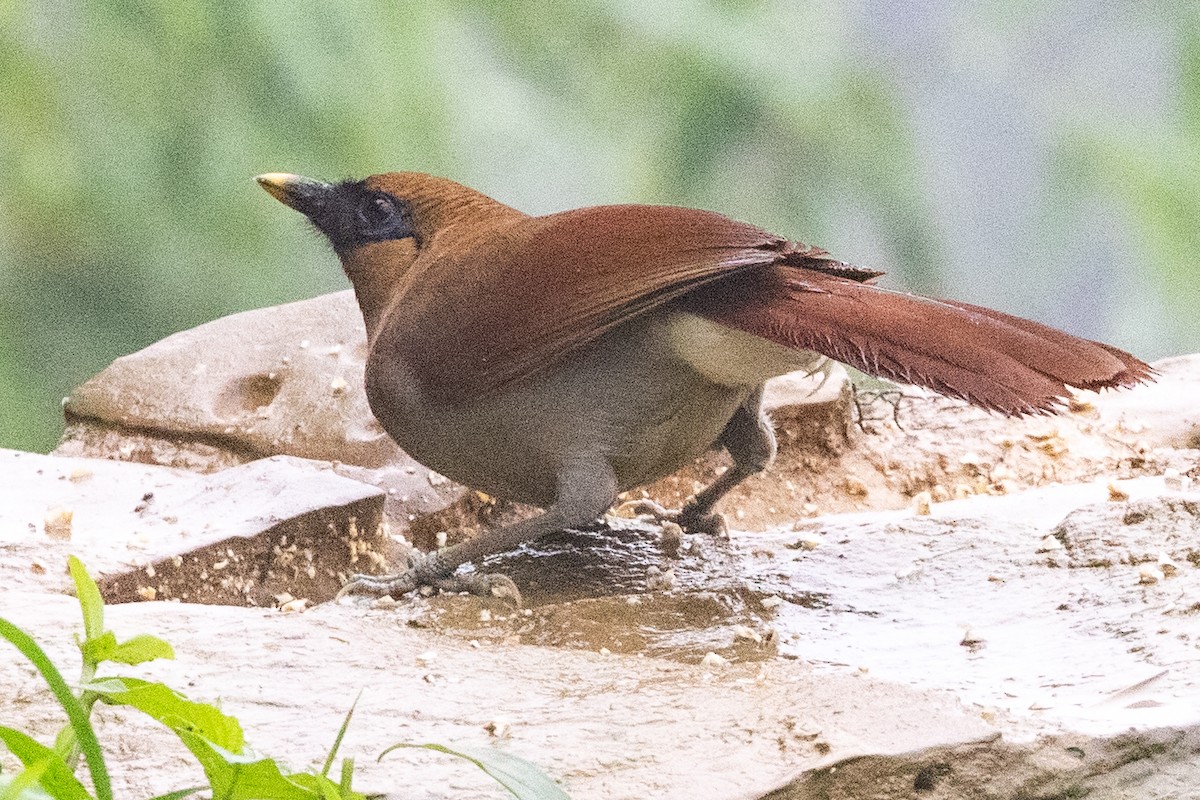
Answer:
684, 265, 1152, 415
392, 205, 859, 402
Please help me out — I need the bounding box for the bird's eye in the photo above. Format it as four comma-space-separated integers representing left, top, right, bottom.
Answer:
358, 194, 399, 231
340, 188, 415, 247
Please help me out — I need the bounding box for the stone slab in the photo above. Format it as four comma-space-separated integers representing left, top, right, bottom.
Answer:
0, 594, 995, 800
0, 449, 389, 605
53, 291, 468, 530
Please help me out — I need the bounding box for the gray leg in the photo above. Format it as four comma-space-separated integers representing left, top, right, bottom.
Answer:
340, 459, 618, 601
679, 385, 776, 532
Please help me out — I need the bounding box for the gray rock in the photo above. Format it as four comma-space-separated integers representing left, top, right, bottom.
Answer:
4, 476, 1200, 797
1096, 353, 1200, 450
54, 291, 466, 530
0, 448, 390, 605
0, 586, 996, 800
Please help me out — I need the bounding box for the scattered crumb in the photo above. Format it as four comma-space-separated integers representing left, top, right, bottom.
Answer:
1036, 536, 1063, 553
1069, 390, 1098, 413
843, 477, 868, 498
483, 718, 510, 738
660, 521, 684, 555
792, 533, 821, 550
960, 628, 985, 649
279, 597, 310, 613
646, 566, 676, 592
733, 625, 763, 645
44, 507, 73, 540
1164, 468, 1191, 492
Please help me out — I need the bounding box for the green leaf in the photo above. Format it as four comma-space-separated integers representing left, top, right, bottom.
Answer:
145, 787, 206, 800
380, 743, 569, 800
176, 732, 320, 800
316, 780, 343, 800
320, 692, 361, 779
287, 773, 354, 800
82, 678, 243, 753
67, 557, 104, 642
0, 728, 92, 800
78, 632, 116, 666
0, 619, 111, 800
108, 634, 175, 665
0, 771, 59, 800
0, 759, 55, 800
318, 776, 347, 800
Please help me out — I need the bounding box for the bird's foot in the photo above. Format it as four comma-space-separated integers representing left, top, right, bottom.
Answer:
336, 570, 419, 599
428, 572, 522, 605
616, 498, 729, 537
677, 502, 728, 537
337, 552, 522, 606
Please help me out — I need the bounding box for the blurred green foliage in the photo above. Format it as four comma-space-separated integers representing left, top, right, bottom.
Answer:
1, 0, 1197, 452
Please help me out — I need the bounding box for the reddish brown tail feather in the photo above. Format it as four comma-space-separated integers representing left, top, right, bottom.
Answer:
685, 266, 1154, 416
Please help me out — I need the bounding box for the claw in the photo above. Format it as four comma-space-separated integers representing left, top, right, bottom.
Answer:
614, 498, 728, 537
336, 571, 417, 599
615, 498, 676, 521
335, 551, 522, 606
678, 506, 728, 537
434, 573, 522, 606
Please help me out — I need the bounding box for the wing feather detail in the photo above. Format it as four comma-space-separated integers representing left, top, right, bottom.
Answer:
391, 205, 792, 401
684, 266, 1152, 415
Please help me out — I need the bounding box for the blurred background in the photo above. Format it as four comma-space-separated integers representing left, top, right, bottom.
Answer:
2, 0, 1197, 453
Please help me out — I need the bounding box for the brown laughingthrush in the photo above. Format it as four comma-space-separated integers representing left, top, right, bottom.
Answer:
256, 172, 1151, 599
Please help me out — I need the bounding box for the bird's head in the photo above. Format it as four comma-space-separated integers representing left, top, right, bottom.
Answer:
255, 171, 524, 339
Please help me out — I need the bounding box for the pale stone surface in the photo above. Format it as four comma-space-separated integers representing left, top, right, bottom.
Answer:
1, 593, 994, 800
356, 477, 1200, 732
61, 292, 383, 466
0, 448, 390, 604
1095, 353, 1200, 450
4, 474, 1200, 797
54, 291, 467, 530
648, 354, 1200, 530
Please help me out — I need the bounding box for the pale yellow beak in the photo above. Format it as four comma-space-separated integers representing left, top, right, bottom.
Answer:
254, 173, 332, 215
